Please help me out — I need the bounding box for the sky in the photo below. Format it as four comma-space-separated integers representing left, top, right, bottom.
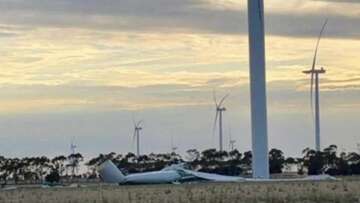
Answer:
0, 0, 359, 159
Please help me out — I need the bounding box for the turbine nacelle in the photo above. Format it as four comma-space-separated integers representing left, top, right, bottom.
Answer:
303, 67, 326, 75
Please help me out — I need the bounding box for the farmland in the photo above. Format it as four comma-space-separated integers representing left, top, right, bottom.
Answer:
1, 179, 360, 203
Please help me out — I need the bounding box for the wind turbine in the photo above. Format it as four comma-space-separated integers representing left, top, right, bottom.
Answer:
133, 120, 143, 157
171, 135, 177, 153
213, 91, 229, 151
70, 137, 77, 155
303, 19, 328, 152
69, 137, 78, 177
228, 127, 236, 151
229, 140, 236, 151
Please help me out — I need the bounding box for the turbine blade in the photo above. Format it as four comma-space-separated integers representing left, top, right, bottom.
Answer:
310, 19, 328, 117
137, 120, 143, 128
312, 19, 328, 71
132, 116, 136, 128
212, 89, 218, 107
132, 129, 137, 145
218, 93, 230, 107
213, 110, 219, 136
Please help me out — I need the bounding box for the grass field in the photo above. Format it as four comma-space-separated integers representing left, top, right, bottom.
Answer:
1, 180, 360, 203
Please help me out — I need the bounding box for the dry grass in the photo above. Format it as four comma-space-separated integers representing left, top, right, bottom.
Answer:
1, 180, 360, 203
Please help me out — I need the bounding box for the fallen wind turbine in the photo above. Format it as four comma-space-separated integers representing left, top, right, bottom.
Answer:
213, 91, 229, 151
133, 120, 143, 157
303, 19, 328, 152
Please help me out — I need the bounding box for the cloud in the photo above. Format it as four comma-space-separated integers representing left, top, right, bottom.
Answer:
320, 77, 360, 90
0, 32, 18, 38
0, 0, 360, 39
312, 0, 360, 3
0, 1, 359, 114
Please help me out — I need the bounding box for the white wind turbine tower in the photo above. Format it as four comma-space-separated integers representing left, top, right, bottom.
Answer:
133, 120, 143, 157
213, 91, 229, 151
303, 19, 328, 152
248, 0, 269, 179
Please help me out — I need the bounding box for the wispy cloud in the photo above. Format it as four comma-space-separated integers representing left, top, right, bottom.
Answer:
0, 0, 360, 39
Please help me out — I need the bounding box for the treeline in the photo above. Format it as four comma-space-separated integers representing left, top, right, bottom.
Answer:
1, 145, 360, 185
87, 145, 360, 176
0, 153, 84, 185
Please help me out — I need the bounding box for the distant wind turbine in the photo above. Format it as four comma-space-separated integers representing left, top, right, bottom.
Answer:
133, 120, 143, 157
69, 137, 78, 177
229, 140, 236, 151
303, 19, 328, 152
171, 135, 177, 153
228, 127, 236, 151
213, 91, 229, 151
70, 137, 77, 155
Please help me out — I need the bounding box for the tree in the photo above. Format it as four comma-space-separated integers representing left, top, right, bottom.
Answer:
323, 145, 338, 172
284, 157, 296, 172
269, 148, 285, 174
51, 156, 67, 176
67, 153, 83, 178
34, 156, 51, 181
45, 170, 60, 184
185, 149, 200, 162
241, 151, 252, 174
347, 152, 360, 174
0, 158, 17, 185
229, 150, 242, 161
302, 148, 325, 175
335, 152, 351, 175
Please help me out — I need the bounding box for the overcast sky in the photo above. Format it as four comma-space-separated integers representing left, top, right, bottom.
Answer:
0, 0, 359, 159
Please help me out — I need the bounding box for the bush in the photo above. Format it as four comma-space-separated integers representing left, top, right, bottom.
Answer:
45, 170, 60, 183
